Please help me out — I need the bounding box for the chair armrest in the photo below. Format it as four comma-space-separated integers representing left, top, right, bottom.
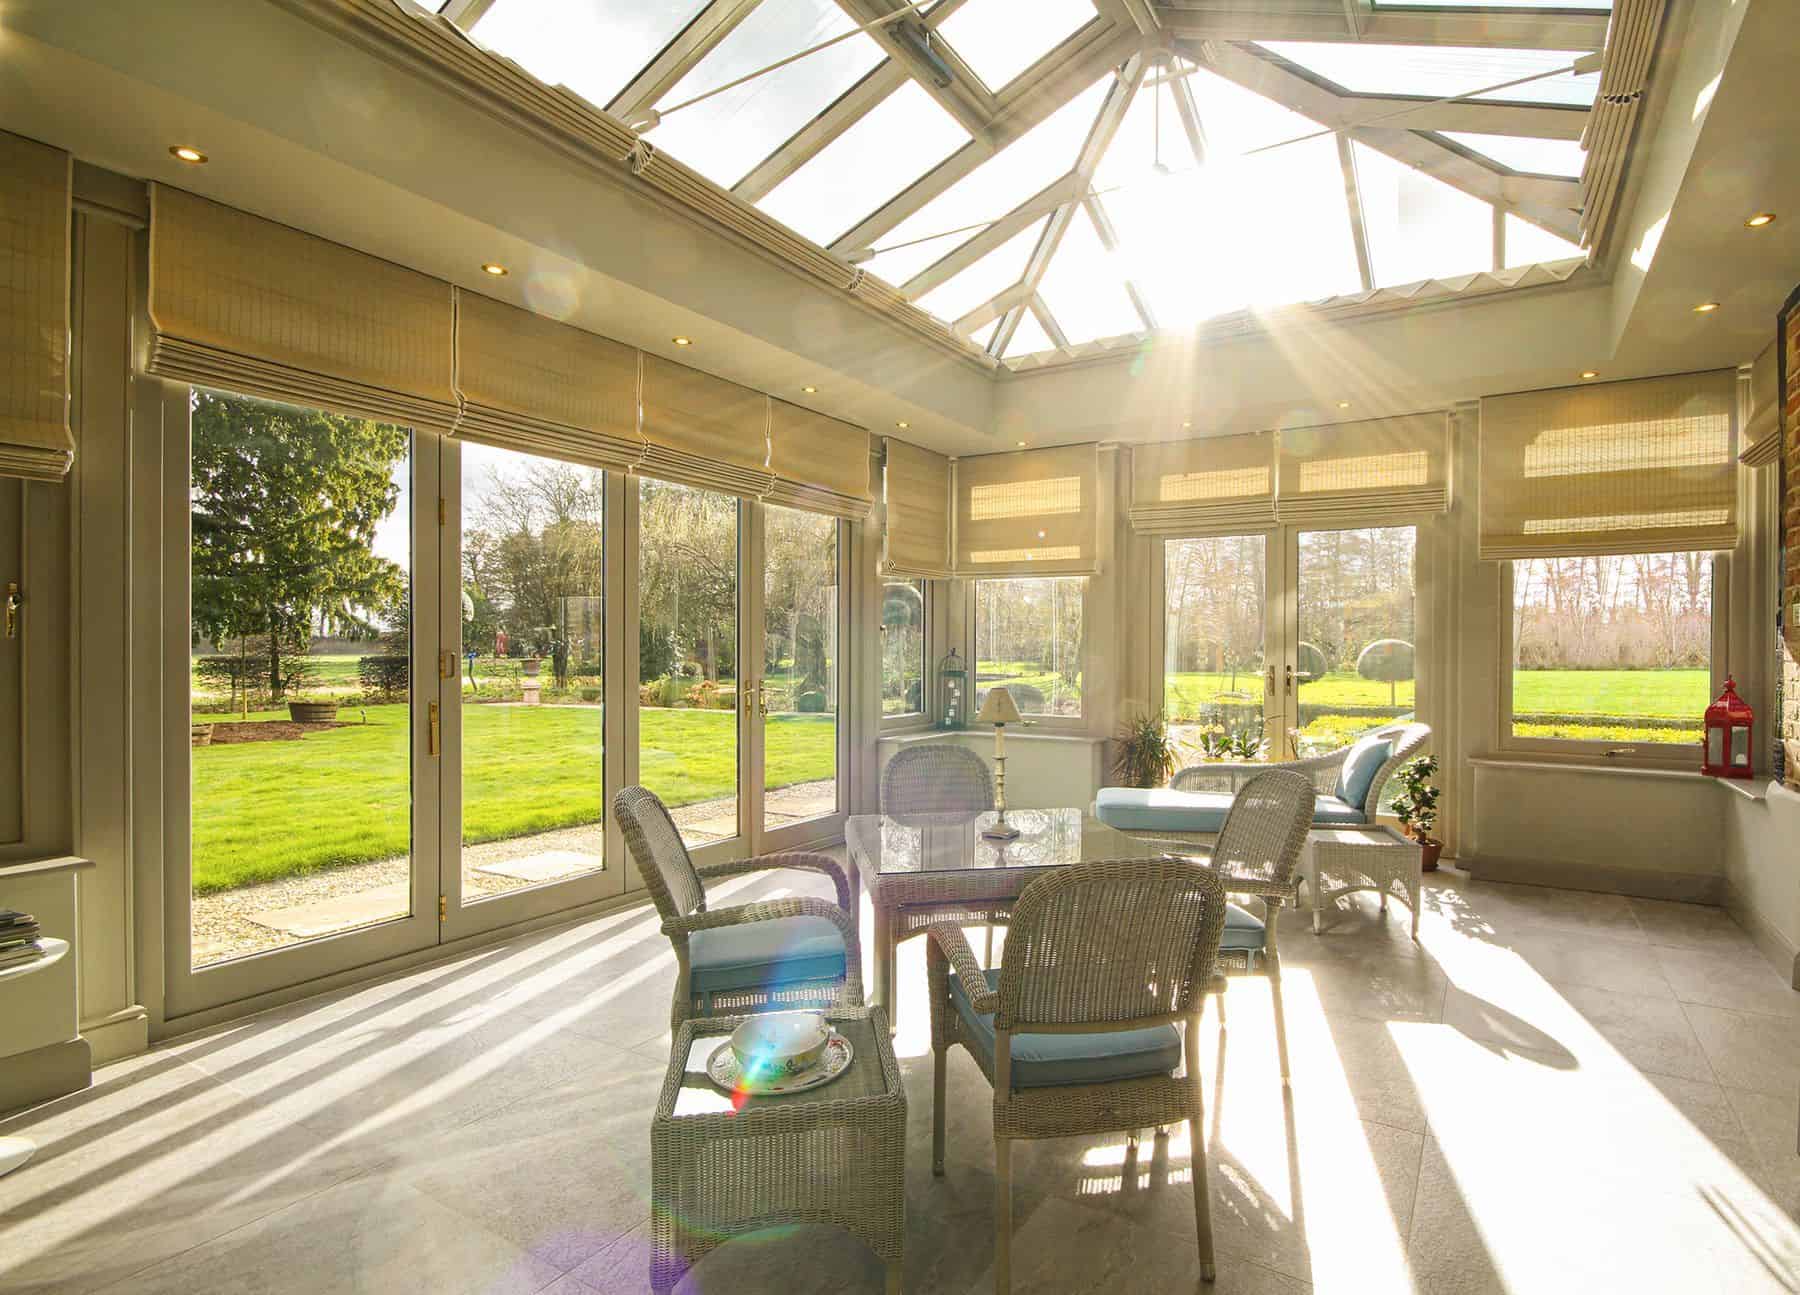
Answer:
926, 922, 996, 1013
665, 894, 860, 964
697, 851, 852, 911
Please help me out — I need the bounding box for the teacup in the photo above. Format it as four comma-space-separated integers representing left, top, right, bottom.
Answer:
730, 1011, 831, 1079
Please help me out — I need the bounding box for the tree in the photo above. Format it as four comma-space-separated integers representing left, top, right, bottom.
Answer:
190, 392, 408, 699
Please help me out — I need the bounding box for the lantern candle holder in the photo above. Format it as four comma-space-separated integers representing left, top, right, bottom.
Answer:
1701, 675, 1754, 780
978, 686, 1023, 841
936, 647, 967, 731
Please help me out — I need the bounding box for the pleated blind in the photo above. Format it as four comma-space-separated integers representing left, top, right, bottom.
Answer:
766, 400, 872, 519
0, 130, 73, 481
1276, 413, 1449, 523
1127, 433, 1275, 534
1740, 342, 1779, 468
954, 443, 1100, 577
882, 437, 952, 579
147, 185, 458, 432
638, 354, 772, 497
1480, 370, 1738, 560
454, 290, 643, 469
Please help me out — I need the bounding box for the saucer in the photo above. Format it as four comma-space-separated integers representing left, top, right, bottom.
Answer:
707, 1030, 854, 1096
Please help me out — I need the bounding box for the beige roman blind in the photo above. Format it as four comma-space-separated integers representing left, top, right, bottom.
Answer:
882, 437, 952, 579
1128, 432, 1275, 534
453, 290, 643, 470
638, 354, 772, 497
1276, 413, 1449, 523
1740, 342, 1779, 468
147, 185, 458, 431
1480, 370, 1738, 560
954, 443, 1100, 578
0, 131, 73, 481
765, 400, 872, 519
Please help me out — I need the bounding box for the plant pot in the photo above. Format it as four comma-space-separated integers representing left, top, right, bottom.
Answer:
520, 658, 542, 678
190, 723, 214, 748
1418, 838, 1443, 872
287, 701, 338, 723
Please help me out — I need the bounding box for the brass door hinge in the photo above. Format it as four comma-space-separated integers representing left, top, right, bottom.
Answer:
437, 497, 446, 527
438, 894, 447, 923
440, 649, 457, 679
428, 700, 441, 756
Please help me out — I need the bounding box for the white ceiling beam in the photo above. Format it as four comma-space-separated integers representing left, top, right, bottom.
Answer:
1336, 132, 1373, 291
1083, 190, 1158, 330
827, 24, 1142, 255
897, 175, 1078, 297
439, 0, 498, 29
1095, 0, 1162, 38
1165, 55, 1209, 164
1030, 294, 1072, 351
608, 0, 765, 125
830, 0, 995, 138
955, 282, 1033, 335
1333, 97, 1587, 140
1155, 6, 1609, 51
1198, 41, 1581, 240
733, 62, 909, 202
1341, 0, 1371, 41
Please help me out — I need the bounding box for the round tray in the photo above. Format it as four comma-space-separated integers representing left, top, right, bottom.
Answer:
707, 1029, 854, 1096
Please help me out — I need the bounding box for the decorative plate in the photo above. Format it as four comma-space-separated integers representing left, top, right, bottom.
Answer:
707, 1030, 854, 1096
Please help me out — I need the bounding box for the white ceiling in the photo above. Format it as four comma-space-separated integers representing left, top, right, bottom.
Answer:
1, 0, 1794, 455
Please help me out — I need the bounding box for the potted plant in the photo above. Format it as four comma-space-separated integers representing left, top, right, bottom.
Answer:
1113, 710, 1178, 788
287, 696, 339, 724
1390, 754, 1442, 871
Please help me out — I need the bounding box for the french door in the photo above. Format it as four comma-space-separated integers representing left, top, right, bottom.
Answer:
1158, 523, 1420, 764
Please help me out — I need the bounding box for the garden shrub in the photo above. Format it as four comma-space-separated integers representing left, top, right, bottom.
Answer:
358, 654, 410, 702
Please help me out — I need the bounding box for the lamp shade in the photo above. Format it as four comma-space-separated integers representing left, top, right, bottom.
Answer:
977, 687, 1022, 726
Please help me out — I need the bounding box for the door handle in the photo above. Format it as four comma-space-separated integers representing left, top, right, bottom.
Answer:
4, 582, 17, 640
428, 701, 441, 756
1285, 664, 1294, 695
1266, 665, 1275, 696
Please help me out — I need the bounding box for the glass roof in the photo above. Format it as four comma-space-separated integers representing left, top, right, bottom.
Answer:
454, 1, 1605, 364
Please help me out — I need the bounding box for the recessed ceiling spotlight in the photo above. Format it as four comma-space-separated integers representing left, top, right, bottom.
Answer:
1016, 440, 1027, 448
1337, 400, 1351, 409
1581, 370, 1599, 379
480, 262, 508, 277
801, 385, 818, 394
169, 145, 207, 164
1693, 301, 1720, 314
672, 336, 693, 346
896, 420, 910, 429
1746, 213, 1776, 229
1181, 420, 1192, 429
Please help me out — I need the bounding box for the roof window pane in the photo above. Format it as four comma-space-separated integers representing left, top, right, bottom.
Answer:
970, 318, 999, 349
645, 1, 883, 189
1092, 72, 1198, 191
1255, 42, 1596, 108
1442, 132, 1585, 178
1375, 0, 1607, 8
861, 76, 1110, 287
468, 0, 710, 115
1037, 205, 1142, 345
1179, 64, 1329, 156
757, 80, 969, 246
935, 0, 1097, 92
1004, 309, 1057, 358
1353, 142, 1494, 286
1504, 213, 1584, 267
914, 217, 1047, 325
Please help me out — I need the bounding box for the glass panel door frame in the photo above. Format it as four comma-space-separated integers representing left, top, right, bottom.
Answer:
163, 395, 443, 1020
436, 438, 625, 945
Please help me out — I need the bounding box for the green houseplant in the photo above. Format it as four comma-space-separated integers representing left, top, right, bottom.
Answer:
1113, 710, 1178, 789
1390, 753, 1442, 871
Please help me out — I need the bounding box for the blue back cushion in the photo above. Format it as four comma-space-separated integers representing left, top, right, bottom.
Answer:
1337, 736, 1393, 812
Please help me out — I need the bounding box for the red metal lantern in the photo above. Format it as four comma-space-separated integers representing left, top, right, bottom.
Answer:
1701, 676, 1754, 780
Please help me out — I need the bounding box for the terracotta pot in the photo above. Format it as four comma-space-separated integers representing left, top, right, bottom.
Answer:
1419, 838, 1443, 872
520, 658, 542, 677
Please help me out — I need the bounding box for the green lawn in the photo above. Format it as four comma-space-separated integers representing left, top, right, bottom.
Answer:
1167, 668, 1706, 721
191, 704, 835, 894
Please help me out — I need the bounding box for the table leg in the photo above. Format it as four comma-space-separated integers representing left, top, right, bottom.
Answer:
872, 900, 894, 1022
885, 1263, 903, 1294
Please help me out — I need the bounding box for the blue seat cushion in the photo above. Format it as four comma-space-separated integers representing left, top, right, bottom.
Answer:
1337, 735, 1393, 813
688, 914, 846, 995
1221, 902, 1266, 952
949, 969, 1182, 1089
1094, 786, 1367, 832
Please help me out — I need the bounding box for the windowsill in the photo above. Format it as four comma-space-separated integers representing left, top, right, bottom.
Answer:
1469, 755, 1710, 781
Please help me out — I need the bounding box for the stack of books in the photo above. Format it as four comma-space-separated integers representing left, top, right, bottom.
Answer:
0, 910, 44, 970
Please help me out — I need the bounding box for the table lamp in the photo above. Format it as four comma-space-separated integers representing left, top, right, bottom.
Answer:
977, 686, 1022, 841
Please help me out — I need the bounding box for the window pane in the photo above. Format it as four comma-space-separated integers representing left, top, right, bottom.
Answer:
935, 0, 1097, 92
1354, 142, 1493, 287
1003, 308, 1056, 357
1164, 536, 1266, 760
913, 216, 1045, 325
638, 478, 740, 846
645, 1, 883, 189
1376, 0, 1608, 9
1295, 527, 1417, 756
469, 0, 710, 115
1443, 132, 1585, 178
1504, 213, 1584, 267
862, 76, 1109, 286
459, 444, 604, 901
189, 390, 413, 967
764, 506, 839, 830
1255, 42, 1597, 108
1510, 553, 1713, 746
974, 577, 1084, 717
758, 80, 969, 246
1037, 204, 1142, 345
882, 579, 926, 716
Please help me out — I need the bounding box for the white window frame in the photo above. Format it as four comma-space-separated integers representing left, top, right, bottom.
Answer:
964, 573, 1090, 733
878, 575, 933, 732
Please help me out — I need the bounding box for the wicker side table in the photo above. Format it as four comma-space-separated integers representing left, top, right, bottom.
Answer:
650, 1006, 906, 1294
1303, 826, 1422, 939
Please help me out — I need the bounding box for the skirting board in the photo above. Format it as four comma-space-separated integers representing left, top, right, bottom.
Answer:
81, 1005, 150, 1065
1462, 853, 1726, 904
1724, 879, 1800, 989
0, 1037, 91, 1118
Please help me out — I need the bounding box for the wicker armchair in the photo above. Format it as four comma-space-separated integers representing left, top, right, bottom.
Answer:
880, 743, 994, 815
926, 858, 1231, 1292
612, 786, 862, 1030
1200, 768, 1315, 1081
1172, 720, 1429, 813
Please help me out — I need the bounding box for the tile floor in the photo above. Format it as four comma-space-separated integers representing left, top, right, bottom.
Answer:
4, 867, 1800, 1293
